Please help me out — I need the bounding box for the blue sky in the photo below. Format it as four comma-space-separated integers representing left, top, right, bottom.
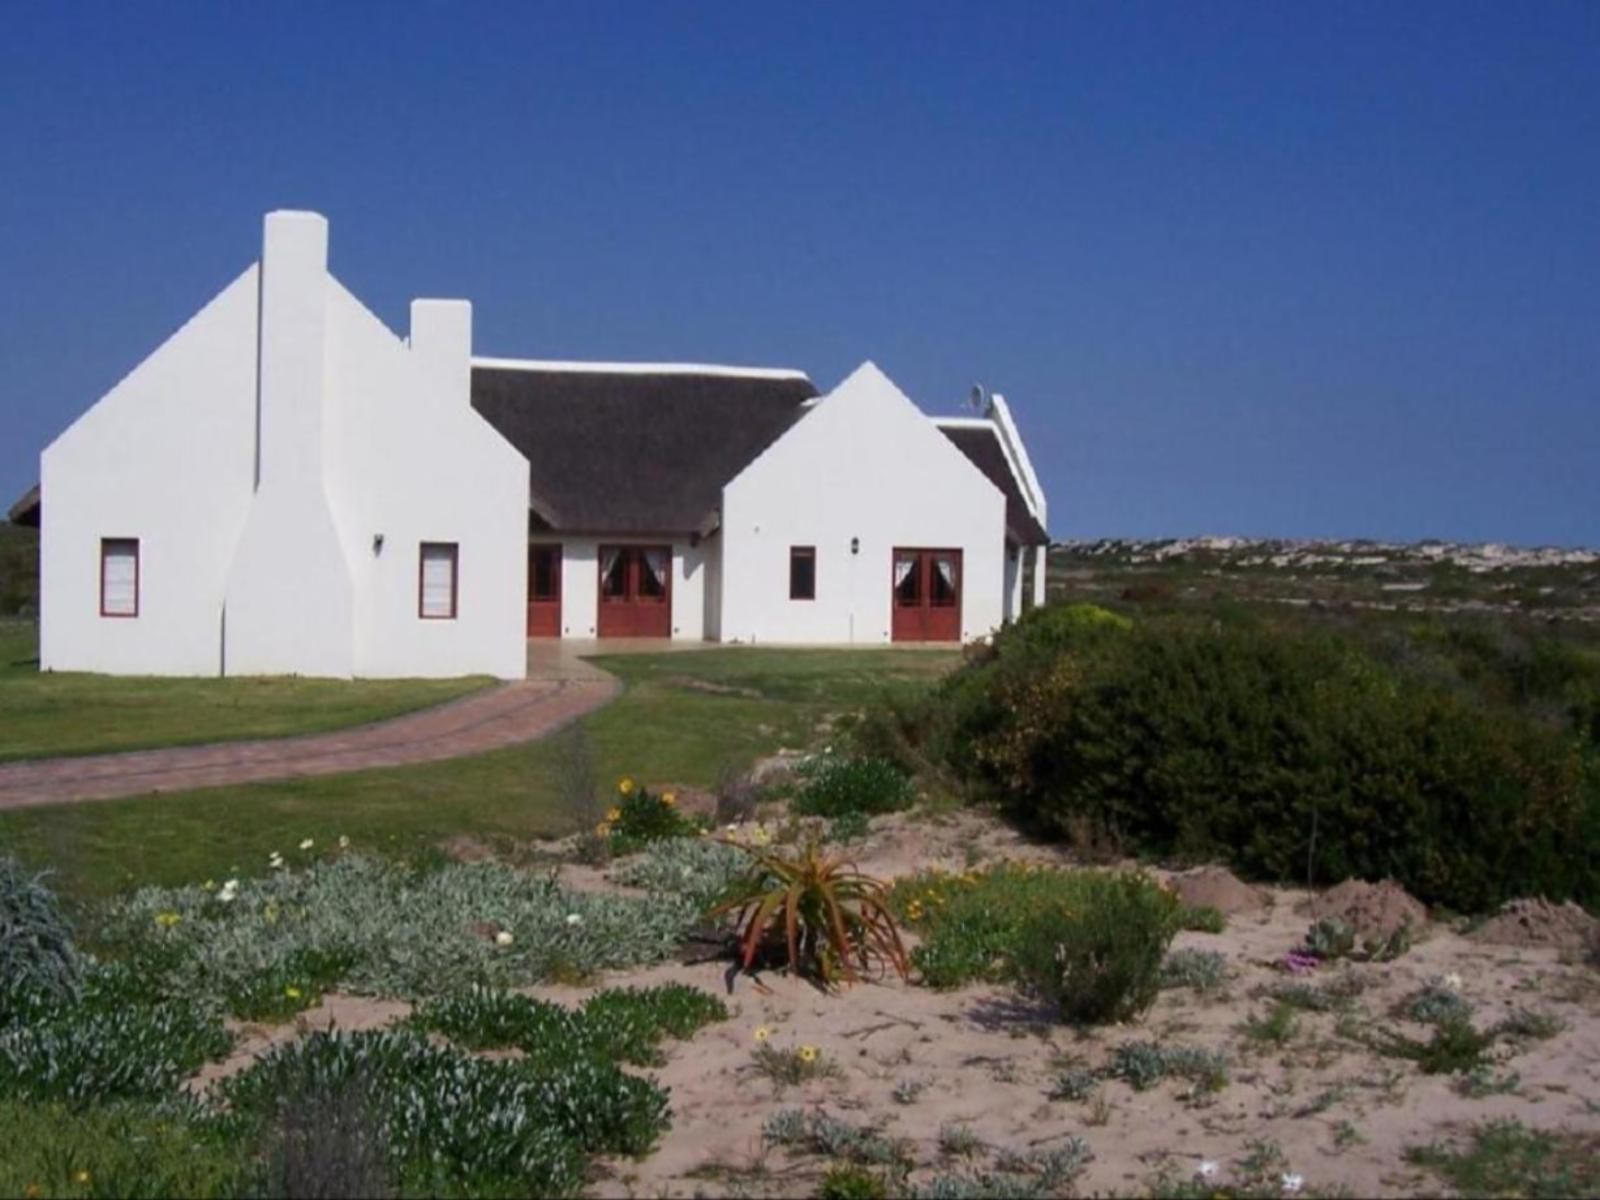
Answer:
3, 2, 1596, 545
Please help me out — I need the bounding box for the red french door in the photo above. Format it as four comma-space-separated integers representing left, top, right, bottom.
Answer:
527, 544, 562, 637
597, 545, 672, 638
891, 548, 962, 642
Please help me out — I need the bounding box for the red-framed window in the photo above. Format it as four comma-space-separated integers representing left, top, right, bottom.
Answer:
100, 537, 140, 618
419, 542, 459, 619
789, 546, 816, 600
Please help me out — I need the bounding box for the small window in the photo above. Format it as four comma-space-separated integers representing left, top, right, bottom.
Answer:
789, 546, 816, 600
100, 538, 139, 618
419, 542, 458, 619
894, 552, 921, 606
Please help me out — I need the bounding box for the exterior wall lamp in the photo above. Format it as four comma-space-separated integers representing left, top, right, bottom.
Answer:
850, 536, 860, 555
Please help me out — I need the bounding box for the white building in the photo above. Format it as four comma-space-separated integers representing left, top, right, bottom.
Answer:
11, 211, 1050, 679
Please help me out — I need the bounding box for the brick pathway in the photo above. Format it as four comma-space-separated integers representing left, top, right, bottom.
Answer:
0, 672, 620, 811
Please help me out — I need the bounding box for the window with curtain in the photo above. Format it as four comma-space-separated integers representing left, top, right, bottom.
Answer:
894, 553, 920, 605
100, 537, 139, 617
930, 554, 958, 607
789, 546, 816, 600
639, 548, 668, 600
600, 547, 626, 598
419, 542, 458, 619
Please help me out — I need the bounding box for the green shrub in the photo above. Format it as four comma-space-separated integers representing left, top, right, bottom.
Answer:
599, 779, 701, 853
1366, 1017, 1497, 1075
224, 946, 352, 1023
1179, 904, 1228, 933
818, 1163, 891, 1200
1107, 1040, 1230, 1094
1009, 873, 1181, 1025
223, 1028, 668, 1194
608, 837, 751, 909
0, 1099, 250, 1199
0, 966, 232, 1106
927, 616, 1600, 913
0, 855, 80, 1018
412, 983, 725, 1070
1161, 947, 1228, 992
791, 754, 914, 818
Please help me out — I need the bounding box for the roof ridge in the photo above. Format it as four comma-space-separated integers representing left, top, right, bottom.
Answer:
472, 356, 811, 381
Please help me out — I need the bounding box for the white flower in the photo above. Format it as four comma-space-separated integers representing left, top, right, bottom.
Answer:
1197, 1161, 1219, 1180
1443, 972, 1464, 991
566, 913, 583, 926
338, 835, 351, 850
1281, 1174, 1304, 1195
298, 838, 314, 851
268, 852, 284, 869
494, 930, 514, 947
218, 880, 238, 904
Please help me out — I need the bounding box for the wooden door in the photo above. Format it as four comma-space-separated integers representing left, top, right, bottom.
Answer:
527, 544, 562, 637
891, 548, 962, 642
597, 545, 672, 638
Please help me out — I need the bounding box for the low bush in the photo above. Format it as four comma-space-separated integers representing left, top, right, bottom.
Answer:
413, 983, 726, 1070
790, 753, 914, 818
916, 613, 1600, 913
608, 838, 751, 910
597, 778, 701, 854
1161, 947, 1228, 993
1010, 873, 1182, 1025
0, 963, 231, 1107
1107, 1040, 1230, 1094
892, 864, 1180, 1025
223, 1028, 666, 1195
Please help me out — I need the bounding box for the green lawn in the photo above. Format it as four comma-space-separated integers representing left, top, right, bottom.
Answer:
0, 646, 959, 903
0, 621, 494, 762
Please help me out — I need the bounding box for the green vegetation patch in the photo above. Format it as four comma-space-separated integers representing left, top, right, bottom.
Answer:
1407, 1120, 1600, 1199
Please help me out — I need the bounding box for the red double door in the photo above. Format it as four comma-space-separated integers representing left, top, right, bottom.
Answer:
597, 545, 672, 638
891, 548, 962, 642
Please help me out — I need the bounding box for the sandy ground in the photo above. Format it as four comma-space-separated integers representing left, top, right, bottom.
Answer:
189, 810, 1600, 1198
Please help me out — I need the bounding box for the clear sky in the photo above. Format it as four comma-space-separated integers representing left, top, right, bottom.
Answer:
2, 2, 1596, 546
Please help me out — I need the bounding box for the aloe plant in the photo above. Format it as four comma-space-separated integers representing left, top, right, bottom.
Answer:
710, 842, 909, 988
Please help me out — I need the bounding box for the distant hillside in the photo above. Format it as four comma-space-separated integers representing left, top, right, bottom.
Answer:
1049, 536, 1600, 623
0, 522, 39, 616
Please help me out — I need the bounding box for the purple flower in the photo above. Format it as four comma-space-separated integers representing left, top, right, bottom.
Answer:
1282, 951, 1319, 975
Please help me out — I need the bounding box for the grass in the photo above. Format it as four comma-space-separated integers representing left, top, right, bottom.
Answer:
0, 647, 958, 903
0, 621, 493, 763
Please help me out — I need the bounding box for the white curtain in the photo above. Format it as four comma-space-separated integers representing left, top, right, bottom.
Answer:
935, 557, 956, 589
893, 557, 915, 588
600, 547, 622, 595
643, 549, 668, 589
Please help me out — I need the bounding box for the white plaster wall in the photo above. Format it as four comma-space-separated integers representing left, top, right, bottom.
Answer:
1003, 544, 1023, 623
39, 267, 260, 675
327, 290, 528, 679
548, 536, 707, 640
719, 362, 1007, 644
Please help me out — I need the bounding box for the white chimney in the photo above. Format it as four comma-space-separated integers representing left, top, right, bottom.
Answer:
256, 211, 330, 491
409, 299, 472, 403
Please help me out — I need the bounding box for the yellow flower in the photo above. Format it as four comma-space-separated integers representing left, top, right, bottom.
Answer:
606, 807, 623, 822
201, 879, 217, 892
753, 1026, 771, 1042
661, 792, 677, 807
618, 777, 636, 796
284, 985, 303, 1000
798, 1045, 819, 1063
154, 911, 181, 928
906, 901, 924, 920
594, 822, 612, 837
73, 1171, 92, 1186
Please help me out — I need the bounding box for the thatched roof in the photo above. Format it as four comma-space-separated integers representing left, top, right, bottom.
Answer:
938, 423, 1049, 545
7, 484, 39, 527
470, 362, 818, 534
